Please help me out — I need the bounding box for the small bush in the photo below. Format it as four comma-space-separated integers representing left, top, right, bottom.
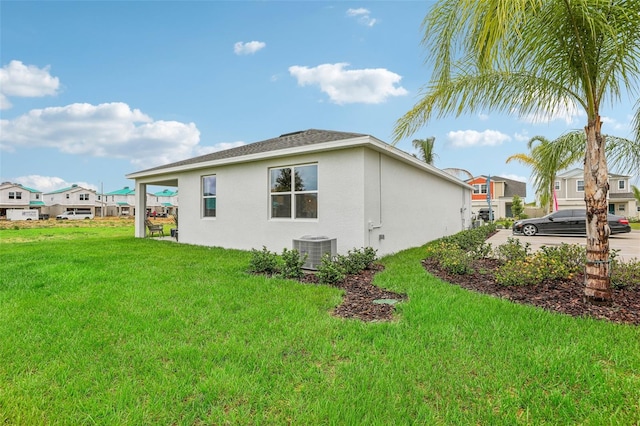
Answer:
316, 253, 346, 285
494, 237, 531, 262
612, 258, 640, 289
495, 243, 584, 286
441, 224, 497, 255
337, 247, 378, 274
437, 243, 473, 275
248, 246, 279, 275
280, 248, 307, 279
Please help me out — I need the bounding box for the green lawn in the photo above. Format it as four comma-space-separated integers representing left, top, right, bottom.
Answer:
1, 224, 639, 424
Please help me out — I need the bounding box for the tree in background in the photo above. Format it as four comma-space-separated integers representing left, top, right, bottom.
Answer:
393, 0, 640, 304
412, 137, 437, 164
511, 195, 524, 220
506, 134, 582, 214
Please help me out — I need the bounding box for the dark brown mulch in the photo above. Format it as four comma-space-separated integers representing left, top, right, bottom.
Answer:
293, 255, 638, 325
422, 257, 640, 326
300, 264, 407, 322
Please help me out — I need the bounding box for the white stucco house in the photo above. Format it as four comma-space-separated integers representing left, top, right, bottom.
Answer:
126, 129, 473, 256
43, 184, 96, 217
0, 182, 44, 217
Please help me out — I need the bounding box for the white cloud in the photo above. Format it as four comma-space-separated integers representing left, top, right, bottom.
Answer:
0, 60, 60, 110
477, 113, 489, 121
519, 98, 583, 125
10, 175, 98, 193
499, 174, 527, 183
446, 129, 511, 148
193, 141, 245, 157
601, 115, 626, 132
234, 41, 266, 55
0, 102, 216, 169
514, 130, 530, 142
289, 63, 407, 104
346, 8, 377, 27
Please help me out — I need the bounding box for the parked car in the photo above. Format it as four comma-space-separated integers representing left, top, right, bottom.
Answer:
476, 207, 494, 221
512, 209, 631, 236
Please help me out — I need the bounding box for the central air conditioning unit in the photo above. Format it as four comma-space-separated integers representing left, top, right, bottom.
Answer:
292, 236, 337, 270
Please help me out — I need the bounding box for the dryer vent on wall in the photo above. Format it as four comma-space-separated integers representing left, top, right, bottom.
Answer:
292, 236, 337, 270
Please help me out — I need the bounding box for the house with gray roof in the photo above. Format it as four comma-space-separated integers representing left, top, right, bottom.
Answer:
466, 175, 527, 219
127, 129, 473, 256
555, 168, 638, 217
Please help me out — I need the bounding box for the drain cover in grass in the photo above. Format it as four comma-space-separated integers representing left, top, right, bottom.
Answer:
372, 299, 399, 305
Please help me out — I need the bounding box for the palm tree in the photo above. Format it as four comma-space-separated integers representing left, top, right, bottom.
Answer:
506, 134, 582, 213
633, 185, 640, 207
412, 137, 437, 164
393, 0, 640, 303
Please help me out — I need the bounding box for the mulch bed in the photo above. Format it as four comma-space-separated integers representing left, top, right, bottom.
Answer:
300, 264, 408, 322
294, 257, 639, 325
422, 257, 640, 326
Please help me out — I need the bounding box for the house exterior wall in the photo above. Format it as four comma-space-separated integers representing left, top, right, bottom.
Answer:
175, 148, 368, 254
0, 184, 33, 210
369, 150, 471, 254
145, 146, 471, 256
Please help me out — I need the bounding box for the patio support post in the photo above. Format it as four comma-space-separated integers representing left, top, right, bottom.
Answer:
135, 182, 147, 238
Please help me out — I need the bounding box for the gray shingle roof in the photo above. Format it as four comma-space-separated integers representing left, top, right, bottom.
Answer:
135, 129, 368, 174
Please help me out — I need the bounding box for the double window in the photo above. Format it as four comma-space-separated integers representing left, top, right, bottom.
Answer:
270, 164, 318, 219
473, 184, 487, 194
202, 175, 217, 217
79, 193, 90, 201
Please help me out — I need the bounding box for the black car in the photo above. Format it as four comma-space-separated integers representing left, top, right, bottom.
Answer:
512, 209, 631, 236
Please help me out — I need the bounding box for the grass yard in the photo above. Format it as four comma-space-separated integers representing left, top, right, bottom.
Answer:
1, 223, 639, 424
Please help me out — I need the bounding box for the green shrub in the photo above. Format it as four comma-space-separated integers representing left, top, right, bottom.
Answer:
337, 247, 378, 274
495, 243, 584, 286
612, 258, 640, 289
248, 246, 279, 275
494, 237, 531, 262
437, 242, 473, 275
316, 253, 346, 285
438, 224, 496, 259
280, 248, 307, 279
495, 258, 543, 286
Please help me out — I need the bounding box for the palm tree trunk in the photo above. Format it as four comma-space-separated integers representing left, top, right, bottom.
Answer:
583, 116, 612, 304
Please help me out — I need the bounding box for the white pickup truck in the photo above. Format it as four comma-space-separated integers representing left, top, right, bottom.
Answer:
56, 211, 94, 220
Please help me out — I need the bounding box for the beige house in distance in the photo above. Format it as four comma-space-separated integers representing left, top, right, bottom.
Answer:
43, 184, 96, 217
554, 168, 638, 217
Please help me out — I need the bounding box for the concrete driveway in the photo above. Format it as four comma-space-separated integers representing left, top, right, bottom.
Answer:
486, 229, 640, 262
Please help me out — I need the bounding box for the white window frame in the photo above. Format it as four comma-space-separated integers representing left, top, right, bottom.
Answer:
8, 192, 15, 199
576, 180, 584, 192
618, 180, 625, 190
202, 174, 217, 218
269, 163, 318, 220
473, 184, 488, 194
554, 181, 560, 190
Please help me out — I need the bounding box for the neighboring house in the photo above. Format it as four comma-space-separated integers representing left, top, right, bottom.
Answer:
466, 175, 527, 219
127, 129, 473, 256
104, 186, 136, 216
153, 189, 179, 216
103, 186, 161, 216
0, 182, 45, 217
43, 184, 96, 217
555, 168, 638, 217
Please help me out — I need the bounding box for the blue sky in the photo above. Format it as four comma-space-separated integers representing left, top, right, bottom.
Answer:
1, 1, 637, 199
